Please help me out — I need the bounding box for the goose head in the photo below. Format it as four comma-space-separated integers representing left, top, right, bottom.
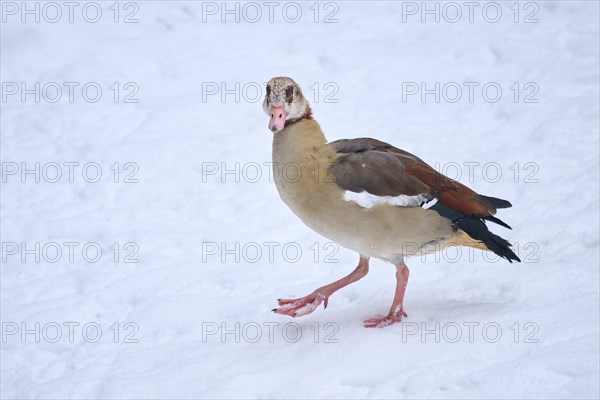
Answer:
263, 77, 311, 133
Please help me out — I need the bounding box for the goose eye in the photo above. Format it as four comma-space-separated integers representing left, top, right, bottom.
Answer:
285, 86, 294, 104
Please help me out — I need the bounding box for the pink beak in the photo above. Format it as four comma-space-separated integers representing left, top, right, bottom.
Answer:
269, 105, 287, 132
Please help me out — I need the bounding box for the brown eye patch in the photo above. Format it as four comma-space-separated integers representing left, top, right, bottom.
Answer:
285, 86, 294, 104
266, 85, 271, 97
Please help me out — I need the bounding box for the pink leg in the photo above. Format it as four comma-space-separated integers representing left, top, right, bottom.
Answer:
364, 263, 410, 328
273, 255, 370, 318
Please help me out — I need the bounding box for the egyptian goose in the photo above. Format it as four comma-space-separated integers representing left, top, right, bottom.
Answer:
264, 77, 520, 328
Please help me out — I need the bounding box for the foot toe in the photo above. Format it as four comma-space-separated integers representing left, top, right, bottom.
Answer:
363, 312, 405, 328
273, 294, 326, 318
277, 298, 299, 306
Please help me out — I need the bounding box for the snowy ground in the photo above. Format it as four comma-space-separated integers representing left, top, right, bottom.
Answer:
1, 1, 599, 398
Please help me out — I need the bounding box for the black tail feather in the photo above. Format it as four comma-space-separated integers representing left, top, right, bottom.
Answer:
454, 217, 521, 263
483, 215, 512, 230
476, 195, 512, 209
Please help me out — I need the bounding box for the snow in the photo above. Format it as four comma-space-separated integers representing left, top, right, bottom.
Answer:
1, 1, 599, 398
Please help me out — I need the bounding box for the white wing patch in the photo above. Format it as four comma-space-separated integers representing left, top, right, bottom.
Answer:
343, 190, 431, 209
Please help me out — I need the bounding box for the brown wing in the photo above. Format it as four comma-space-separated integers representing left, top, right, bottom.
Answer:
330, 150, 433, 199
330, 138, 426, 163
329, 138, 501, 217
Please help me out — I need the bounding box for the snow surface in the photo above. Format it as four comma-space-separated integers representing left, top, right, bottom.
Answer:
1, 1, 599, 398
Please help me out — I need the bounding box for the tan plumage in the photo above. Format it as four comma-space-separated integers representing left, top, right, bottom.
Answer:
272, 118, 457, 264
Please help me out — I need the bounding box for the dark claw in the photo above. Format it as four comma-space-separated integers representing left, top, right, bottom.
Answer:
271, 308, 278, 313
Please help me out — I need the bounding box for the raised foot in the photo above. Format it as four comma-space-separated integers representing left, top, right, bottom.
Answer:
272, 293, 328, 317
363, 310, 408, 328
